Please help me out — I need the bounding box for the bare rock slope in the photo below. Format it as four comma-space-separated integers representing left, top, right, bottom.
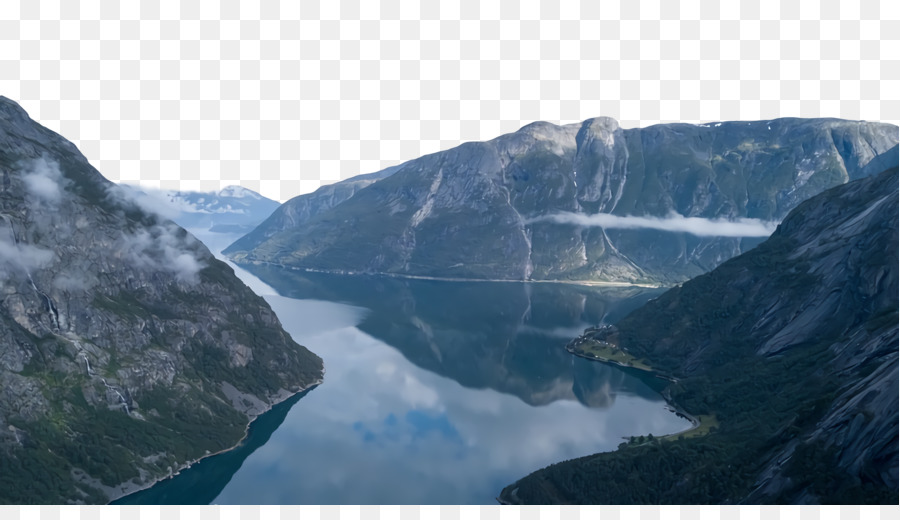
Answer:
500, 168, 898, 504
0, 97, 323, 504
227, 117, 898, 285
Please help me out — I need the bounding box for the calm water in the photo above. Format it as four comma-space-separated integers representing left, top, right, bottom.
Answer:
116, 233, 689, 504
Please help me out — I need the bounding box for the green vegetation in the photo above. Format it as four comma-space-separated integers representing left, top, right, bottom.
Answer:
570, 340, 653, 372
92, 291, 179, 321
1, 259, 321, 504
501, 171, 900, 504
0, 380, 248, 504
502, 338, 884, 504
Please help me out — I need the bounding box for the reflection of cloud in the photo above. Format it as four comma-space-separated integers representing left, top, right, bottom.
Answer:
528, 211, 778, 237
352, 411, 463, 449
399, 373, 441, 410
206, 297, 691, 504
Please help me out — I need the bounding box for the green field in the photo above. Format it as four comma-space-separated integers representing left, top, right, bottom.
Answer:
570, 340, 653, 372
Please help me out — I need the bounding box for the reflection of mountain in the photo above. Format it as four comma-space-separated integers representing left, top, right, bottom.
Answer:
241, 266, 665, 407
501, 170, 899, 504
112, 388, 313, 505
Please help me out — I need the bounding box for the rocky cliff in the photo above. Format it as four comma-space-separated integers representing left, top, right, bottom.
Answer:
225, 118, 898, 284
0, 97, 323, 504
499, 168, 898, 504
225, 164, 400, 254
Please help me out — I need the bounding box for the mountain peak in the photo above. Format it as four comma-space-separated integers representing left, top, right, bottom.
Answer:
226, 117, 898, 284
218, 185, 263, 199
0, 95, 27, 115
0, 98, 323, 503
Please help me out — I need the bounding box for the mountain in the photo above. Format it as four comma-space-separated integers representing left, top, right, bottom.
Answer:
225, 164, 401, 254
118, 184, 280, 235
224, 118, 898, 285
498, 168, 899, 504
0, 97, 323, 503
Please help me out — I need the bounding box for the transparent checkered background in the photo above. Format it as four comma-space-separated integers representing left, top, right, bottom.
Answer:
1, 0, 898, 203
1, 0, 899, 518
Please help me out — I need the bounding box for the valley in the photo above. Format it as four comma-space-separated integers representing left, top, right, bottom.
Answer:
225, 117, 898, 286
115, 254, 690, 504
1, 101, 896, 505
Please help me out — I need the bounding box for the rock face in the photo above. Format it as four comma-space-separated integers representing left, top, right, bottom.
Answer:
498, 168, 898, 504
0, 97, 323, 504
225, 118, 898, 284
225, 165, 401, 254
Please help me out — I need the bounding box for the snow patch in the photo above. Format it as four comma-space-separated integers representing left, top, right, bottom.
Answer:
218, 185, 262, 199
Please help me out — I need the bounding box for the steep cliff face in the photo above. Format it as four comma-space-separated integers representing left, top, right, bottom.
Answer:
499, 168, 898, 504
0, 97, 323, 504
226, 118, 898, 284
224, 164, 401, 255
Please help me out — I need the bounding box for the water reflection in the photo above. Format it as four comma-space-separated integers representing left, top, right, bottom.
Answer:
242, 266, 666, 407
119, 264, 688, 504
113, 388, 315, 505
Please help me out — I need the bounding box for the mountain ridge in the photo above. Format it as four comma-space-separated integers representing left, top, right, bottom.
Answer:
116, 183, 280, 236
0, 96, 323, 503
498, 168, 899, 504
226, 116, 898, 285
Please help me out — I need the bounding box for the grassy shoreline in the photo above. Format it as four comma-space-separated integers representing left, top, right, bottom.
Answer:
566, 336, 711, 443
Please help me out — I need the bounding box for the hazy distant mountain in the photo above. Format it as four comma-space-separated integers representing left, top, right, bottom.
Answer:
225, 117, 898, 285
225, 164, 402, 254
0, 97, 322, 503
118, 184, 280, 235
500, 168, 899, 504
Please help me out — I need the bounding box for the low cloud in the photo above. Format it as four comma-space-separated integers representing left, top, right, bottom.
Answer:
22, 156, 69, 204
106, 184, 182, 220
0, 232, 55, 279
118, 223, 205, 283
52, 273, 96, 292
110, 184, 248, 219
527, 212, 778, 238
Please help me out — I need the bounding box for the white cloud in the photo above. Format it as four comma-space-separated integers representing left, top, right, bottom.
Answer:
527, 211, 778, 238
106, 184, 182, 220
118, 223, 206, 283
52, 273, 95, 291
22, 156, 68, 204
0, 233, 54, 278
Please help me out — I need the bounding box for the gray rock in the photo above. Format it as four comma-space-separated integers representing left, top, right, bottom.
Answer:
226, 117, 898, 285
0, 96, 323, 504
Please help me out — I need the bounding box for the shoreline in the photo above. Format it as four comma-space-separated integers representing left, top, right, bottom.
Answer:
105, 376, 323, 504
498, 344, 704, 503
232, 259, 666, 289
566, 347, 700, 436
